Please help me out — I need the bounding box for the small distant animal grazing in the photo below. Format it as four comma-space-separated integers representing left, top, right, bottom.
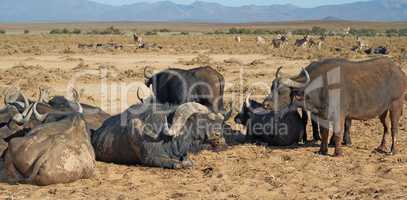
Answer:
235, 36, 241, 43
133, 33, 145, 48
295, 35, 309, 48
256, 36, 266, 45
356, 37, 368, 51
272, 35, 288, 48
309, 36, 325, 49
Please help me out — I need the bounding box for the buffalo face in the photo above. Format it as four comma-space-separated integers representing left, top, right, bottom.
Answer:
263, 67, 310, 112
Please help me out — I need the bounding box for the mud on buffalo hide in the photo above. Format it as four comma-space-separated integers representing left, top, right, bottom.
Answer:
3, 114, 95, 186
91, 102, 224, 169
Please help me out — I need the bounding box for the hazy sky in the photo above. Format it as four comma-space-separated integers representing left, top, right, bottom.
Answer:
92, 0, 370, 7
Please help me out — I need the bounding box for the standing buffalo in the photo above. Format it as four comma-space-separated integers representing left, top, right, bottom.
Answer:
235, 94, 304, 146
264, 57, 407, 156
144, 66, 225, 112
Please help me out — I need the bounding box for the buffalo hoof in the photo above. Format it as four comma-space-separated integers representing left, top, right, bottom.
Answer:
388, 147, 398, 156
334, 150, 344, 157
375, 146, 388, 154
317, 150, 328, 156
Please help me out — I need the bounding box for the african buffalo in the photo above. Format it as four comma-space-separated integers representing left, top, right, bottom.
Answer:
36, 88, 110, 131
264, 57, 407, 156
144, 66, 225, 112
235, 94, 304, 146
4, 108, 95, 185
92, 92, 230, 169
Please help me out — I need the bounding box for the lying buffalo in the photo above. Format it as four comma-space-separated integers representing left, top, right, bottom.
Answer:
39, 88, 110, 131
264, 57, 407, 156
0, 89, 34, 156
4, 108, 96, 185
144, 66, 225, 112
92, 93, 230, 169
0, 88, 109, 148
235, 94, 304, 146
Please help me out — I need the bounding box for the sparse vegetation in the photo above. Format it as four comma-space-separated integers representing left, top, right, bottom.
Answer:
50, 28, 82, 34
87, 26, 121, 35
144, 31, 158, 36
349, 28, 378, 37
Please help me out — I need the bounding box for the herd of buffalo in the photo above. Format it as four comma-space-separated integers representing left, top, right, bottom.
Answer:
0, 56, 406, 186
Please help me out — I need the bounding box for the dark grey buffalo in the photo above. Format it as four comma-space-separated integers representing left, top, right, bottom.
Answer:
0, 89, 34, 156
235, 94, 304, 146
144, 66, 225, 112
4, 108, 96, 186
92, 95, 229, 169
264, 57, 407, 156
39, 88, 110, 131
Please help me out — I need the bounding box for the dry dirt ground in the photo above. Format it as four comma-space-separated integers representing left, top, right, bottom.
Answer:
0, 33, 406, 200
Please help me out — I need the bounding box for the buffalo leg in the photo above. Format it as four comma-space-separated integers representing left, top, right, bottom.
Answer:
319, 126, 329, 155
389, 99, 403, 155
343, 118, 352, 146
329, 118, 351, 146
301, 110, 308, 143
376, 110, 389, 153
333, 117, 345, 157
311, 114, 320, 142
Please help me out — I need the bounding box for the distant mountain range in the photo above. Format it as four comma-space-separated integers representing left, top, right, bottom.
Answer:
1, 0, 407, 23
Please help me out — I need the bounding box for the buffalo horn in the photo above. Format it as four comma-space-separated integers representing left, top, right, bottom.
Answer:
33, 103, 48, 122
280, 68, 311, 88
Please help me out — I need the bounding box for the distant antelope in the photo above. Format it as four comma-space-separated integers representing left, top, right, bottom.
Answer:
308, 35, 325, 49
344, 26, 351, 36
294, 35, 309, 48
235, 36, 241, 43
256, 36, 266, 45
356, 36, 368, 51
133, 33, 145, 48
272, 34, 288, 48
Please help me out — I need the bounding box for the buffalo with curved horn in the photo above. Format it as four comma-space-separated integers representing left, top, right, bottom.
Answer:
264, 57, 407, 156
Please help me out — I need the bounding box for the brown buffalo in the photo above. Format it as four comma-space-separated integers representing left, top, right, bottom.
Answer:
264, 57, 407, 156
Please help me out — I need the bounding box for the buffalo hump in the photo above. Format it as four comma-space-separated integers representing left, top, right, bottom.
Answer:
4, 114, 95, 186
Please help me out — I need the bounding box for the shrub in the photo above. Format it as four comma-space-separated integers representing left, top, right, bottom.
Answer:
292, 29, 311, 35
311, 26, 327, 36
88, 26, 122, 35
399, 28, 407, 36
349, 28, 377, 37
0, 29, 5, 34
144, 31, 157, 36
72, 28, 81, 34
49, 28, 62, 34
270, 30, 287, 35
180, 31, 189, 35
61, 28, 70, 34
228, 28, 253, 34
157, 28, 171, 32
24, 29, 30, 34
